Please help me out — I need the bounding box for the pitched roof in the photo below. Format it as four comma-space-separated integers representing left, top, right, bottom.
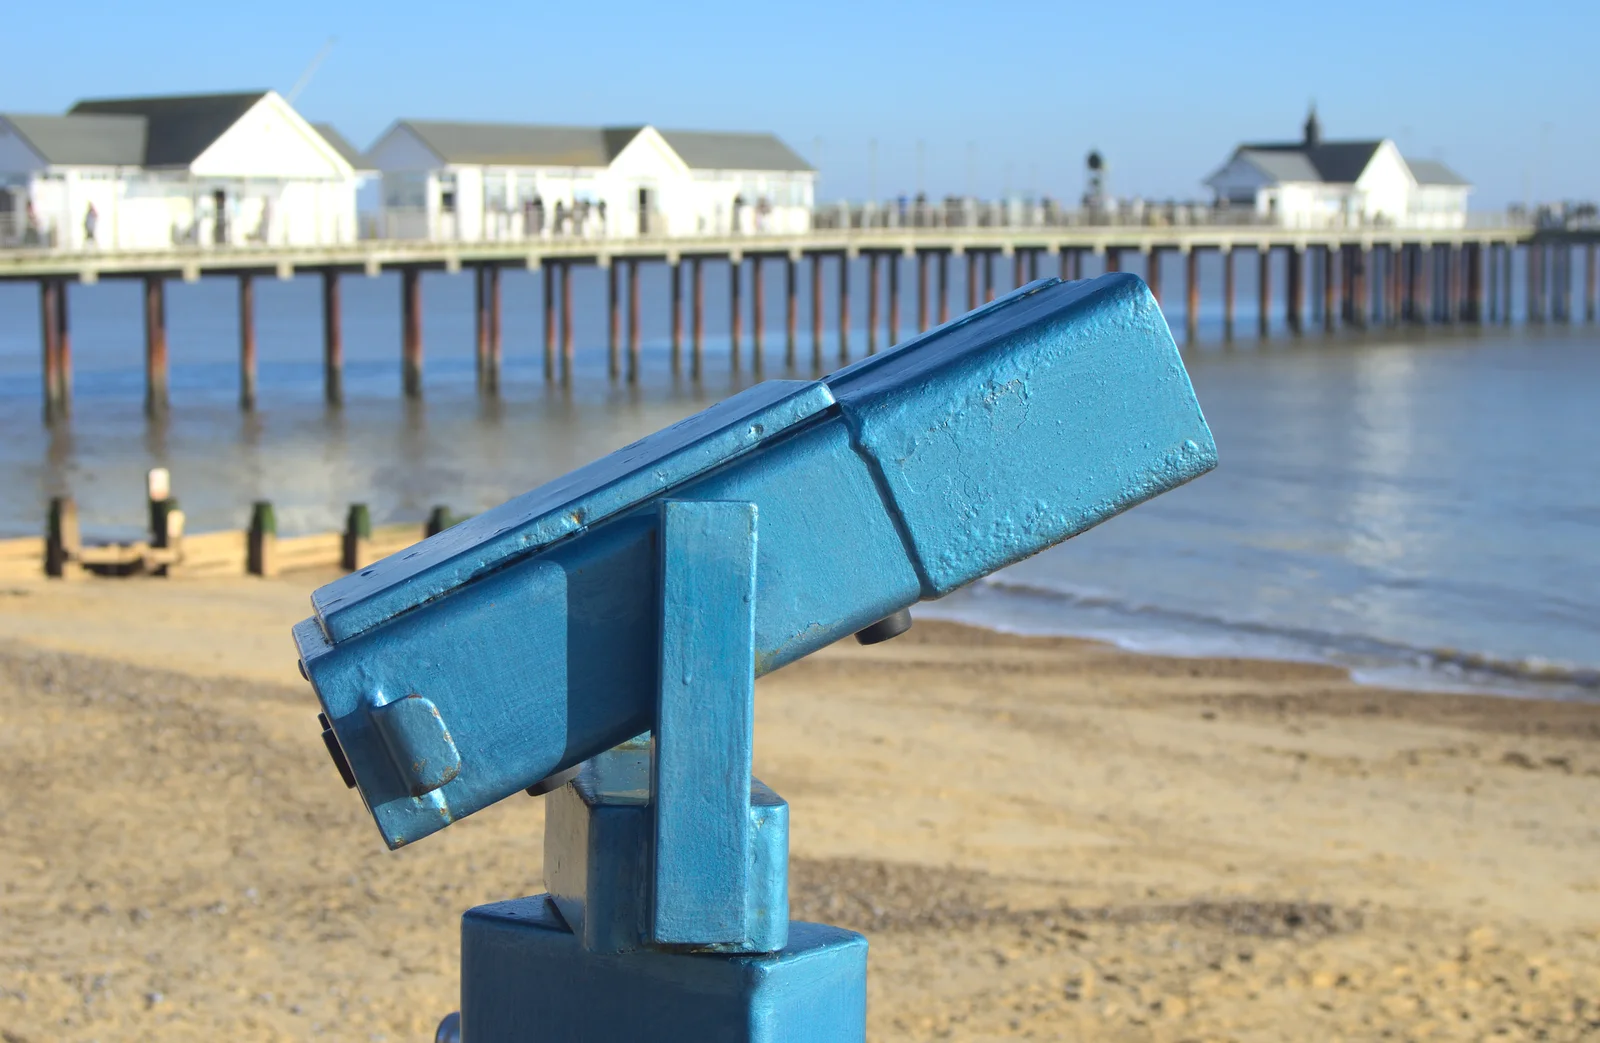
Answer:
1407, 158, 1470, 187
0, 112, 146, 166
658, 129, 813, 172
313, 123, 372, 171
1237, 139, 1385, 183
1235, 148, 1321, 183
397, 121, 640, 167
69, 91, 266, 167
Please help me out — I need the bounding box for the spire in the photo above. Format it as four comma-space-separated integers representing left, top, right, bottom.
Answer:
1303, 102, 1321, 148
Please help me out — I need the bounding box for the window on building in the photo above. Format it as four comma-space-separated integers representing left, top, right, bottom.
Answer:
383, 171, 427, 209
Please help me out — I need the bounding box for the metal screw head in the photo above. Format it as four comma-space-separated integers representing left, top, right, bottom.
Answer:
434, 1011, 461, 1043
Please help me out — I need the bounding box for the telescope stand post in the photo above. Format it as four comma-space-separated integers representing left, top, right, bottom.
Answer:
455, 500, 868, 1043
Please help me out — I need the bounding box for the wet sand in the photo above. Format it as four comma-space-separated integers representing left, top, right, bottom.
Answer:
1, 575, 1597, 1041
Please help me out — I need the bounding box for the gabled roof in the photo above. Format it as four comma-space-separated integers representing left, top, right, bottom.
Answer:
1235, 139, 1385, 184
658, 129, 813, 172
1233, 149, 1321, 183
69, 91, 267, 167
396, 121, 639, 167
1407, 158, 1470, 187
0, 112, 146, 166
387, 120, 814, 173
313, 123, 372, 172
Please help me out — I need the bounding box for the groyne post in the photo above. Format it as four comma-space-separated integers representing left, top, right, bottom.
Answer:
239, 273, 256, 411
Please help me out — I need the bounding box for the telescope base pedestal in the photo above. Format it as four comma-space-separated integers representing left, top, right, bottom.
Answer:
461, 896, 868, 1043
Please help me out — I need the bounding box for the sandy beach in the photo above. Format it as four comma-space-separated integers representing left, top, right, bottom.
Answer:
1, 573, 1598, 1042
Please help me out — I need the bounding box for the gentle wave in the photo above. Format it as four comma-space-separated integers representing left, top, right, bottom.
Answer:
919, 575, 1600, 700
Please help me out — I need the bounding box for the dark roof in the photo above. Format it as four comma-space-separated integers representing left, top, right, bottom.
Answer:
658, 129, 813, 172
1234, 149, 1321, 183
397, 121, 638, 167
1407, 158, 1471, 187
0, 112, 145, 166
390, 120, 814, 172
69, 91, 266, 167
1236, 139, 1384, 183
313, 123, 371, 171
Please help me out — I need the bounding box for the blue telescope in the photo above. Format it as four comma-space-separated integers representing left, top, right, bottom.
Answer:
293, 272, 1216, 1042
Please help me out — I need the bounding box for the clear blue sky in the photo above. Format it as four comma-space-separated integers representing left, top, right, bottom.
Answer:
3, 0, 1593, 208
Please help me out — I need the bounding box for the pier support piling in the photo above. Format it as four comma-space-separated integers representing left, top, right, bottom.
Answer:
671, 260, 684, 376
917, 251, 929, 333
1185, 248, 1200, 344
481, 265, 502, 394
1105, 247, 1120, 275
965, 251, 977, 312
1586, 243, 1596, 323
561, 262, 574, 382
866, 253, 880, 354
810, 253, 822, 370
983, 251, 995, 303
1355, 248, 1369, 329
1502, 244, 1514, 325
40, 279, 61, 423
1013, 249, 1025, 292
750, 255, 764, 371
144, 275, 169, 417
1146, 248, 1162, 306
784, 255, 797, 368
837, 253, 850, 362
543, 263, 556, 382
323, 269, 344, 406
239, 273, 256, 411
1488, 245, 1500, 323
1222, 248, 1236, 340
1256, 246, 1271, 338
937, 250, 950, 325
691, 257, 705, 380
1527, 245, 1542, 324
728, 256, 742, 371
401, 268, 423, 398
1287, 247, 1303, 334
608, 262, 621, 380
888, 253, 900, 346
1323, 245, 1337, 331
627, 259, 641, 384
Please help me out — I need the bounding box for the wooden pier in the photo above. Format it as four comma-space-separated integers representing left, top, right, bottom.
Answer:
7, 221, 1596, 422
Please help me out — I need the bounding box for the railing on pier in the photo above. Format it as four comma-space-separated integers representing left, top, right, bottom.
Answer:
0, 201, 1540, 255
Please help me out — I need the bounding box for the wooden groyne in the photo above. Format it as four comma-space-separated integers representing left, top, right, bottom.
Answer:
0, 470, 461, 584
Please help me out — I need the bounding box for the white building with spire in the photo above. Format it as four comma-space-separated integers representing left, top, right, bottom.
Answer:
1204, 108, 1471, 230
